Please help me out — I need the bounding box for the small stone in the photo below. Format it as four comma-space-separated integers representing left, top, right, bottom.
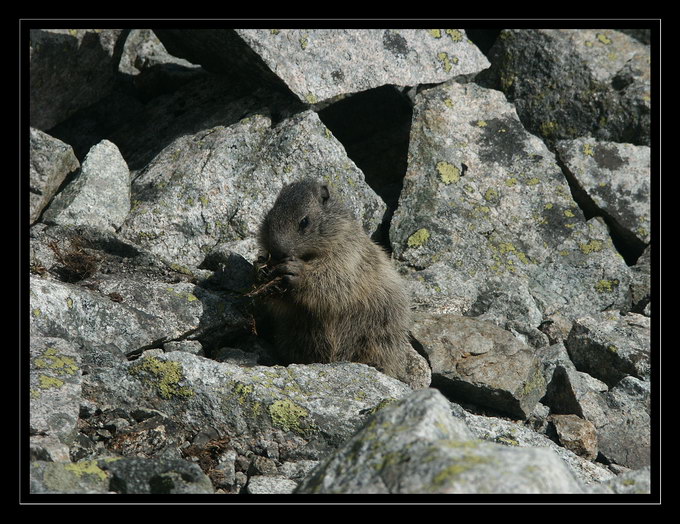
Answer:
246, 475, 297, 494
548, 414, 598, 460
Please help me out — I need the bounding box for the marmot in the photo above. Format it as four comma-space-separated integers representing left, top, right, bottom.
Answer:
255, 178, 413, 381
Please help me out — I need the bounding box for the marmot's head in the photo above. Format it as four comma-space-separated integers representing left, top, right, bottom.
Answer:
259, 178, 349, 263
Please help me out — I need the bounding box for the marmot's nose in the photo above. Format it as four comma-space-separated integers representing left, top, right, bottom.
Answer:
269, 248, 289, 264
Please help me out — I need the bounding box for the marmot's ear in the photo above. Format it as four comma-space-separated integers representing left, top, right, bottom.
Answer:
319, 184, 330, 205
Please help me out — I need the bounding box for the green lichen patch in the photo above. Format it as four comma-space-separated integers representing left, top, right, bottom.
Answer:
445, 29, 463, 42
129, 357, 195, 400
427, 29, 442, 38
496, 436, 520, 446
594, 279, 619, 293
34, 348, 79, 376
365, 398, 398, 416
38, 374, 65, 389
579, 239, 604, 254
437, 52, 453, 72
430, 454, 493, 488
596, 32, 612, 45
583, 143, 595, 156
484, 188, 499, 203
519, 367, 546, 397
166, 286, 199, 302
225, 381, 262, 417
64, 460, 109, 481
268, 399, 314, 436
407, 228, 431, 248
436, 161, 460, 184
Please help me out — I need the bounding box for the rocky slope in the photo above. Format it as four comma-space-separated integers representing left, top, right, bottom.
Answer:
28, 28, 653, 496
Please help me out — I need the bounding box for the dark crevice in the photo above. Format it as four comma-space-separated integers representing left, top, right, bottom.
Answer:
317, 85, 413, 252
556, 155, 647, 266
464, 29, 503, 57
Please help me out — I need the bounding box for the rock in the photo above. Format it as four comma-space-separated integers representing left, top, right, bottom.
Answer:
548, 414, 598, 460
30, 337, 83, 462
29, 128, 80, 224
155, 29, 490, 105
119, 29, 200, 76
120, 110, 384, 267
596, 377, 650, 469
395, 344, 432, 390
296, 389, 583, 494
104, 457, 214, 494
555, 138, 650, 252
479, 29, 650, 146
630, 245, 651, 314
29, 29, 129, 130
246, 475, 297, 494
390, 80, 632, 335
30, 459, 112, 494
588, 466, 651, 494
538, 314, 574, 345
458, 405, 614, 485
42, 140, 131, 232
162, 340, 204, 356
411, 312, 546, 419
542, 363, 610, 426
82, 353, 412, 466
29, 272, 247, 358
565, 311, 650, 387
541, 357, 650, 469
30, 456, 214, 494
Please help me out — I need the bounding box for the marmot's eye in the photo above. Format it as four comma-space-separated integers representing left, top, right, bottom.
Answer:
299, 215, 310, 231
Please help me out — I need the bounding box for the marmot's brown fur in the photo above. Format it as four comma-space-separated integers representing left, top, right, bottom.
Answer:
256, 178, 411, 379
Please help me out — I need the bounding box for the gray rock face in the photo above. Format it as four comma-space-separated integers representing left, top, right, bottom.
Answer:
29, 128, 80, 224
458, 405, 614, 486
555, 138, 650, 248
596, 377, 651, 469
30, 457, 213, 494
566, 311, 650, 386
390, 80, 632, 332
42, 140, 131, 231
411, 313, 546, 419
30, 337, 83, 462
83, 352, 411, 446
30, 272, 247, 358
542, 342, 650, 469
588, 466, 651, 494
480, 29, 650, 146
630, 245, 651, 314
120, 110, 384, 267
155, 29, 490, 104
297, 389, 583, 494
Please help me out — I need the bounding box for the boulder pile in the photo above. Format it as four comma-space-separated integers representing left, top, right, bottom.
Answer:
28, 28, 652, 496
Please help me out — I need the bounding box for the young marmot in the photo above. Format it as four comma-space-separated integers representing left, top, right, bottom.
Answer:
255, 178, 413, 381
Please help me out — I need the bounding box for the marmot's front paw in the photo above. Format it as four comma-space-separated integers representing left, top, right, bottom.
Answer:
271, 257, 304, 288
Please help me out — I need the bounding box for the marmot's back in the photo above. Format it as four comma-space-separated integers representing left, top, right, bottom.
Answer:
256, 178, 412, 379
